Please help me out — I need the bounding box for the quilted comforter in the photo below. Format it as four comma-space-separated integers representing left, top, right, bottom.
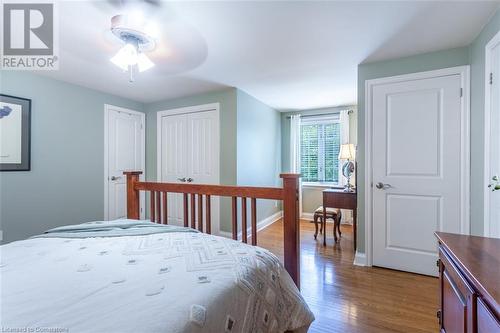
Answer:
0, 220, 314, 333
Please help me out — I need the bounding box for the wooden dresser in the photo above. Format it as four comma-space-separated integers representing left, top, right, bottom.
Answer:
435, 232, 500, 333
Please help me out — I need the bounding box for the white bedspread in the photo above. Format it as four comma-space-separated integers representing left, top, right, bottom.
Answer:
0, 221, 314, 333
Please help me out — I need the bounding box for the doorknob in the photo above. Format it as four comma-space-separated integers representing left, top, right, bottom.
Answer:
489, 175, 500, 191
186, 178, 194, 183
110, 176, 121, 181
177, 177, 186, 182
375, 182, 390, 189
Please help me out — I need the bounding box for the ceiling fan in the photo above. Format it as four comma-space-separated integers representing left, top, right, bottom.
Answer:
109, 12, 159, 82
104, 0, 162, 82
99, 0, 208, 82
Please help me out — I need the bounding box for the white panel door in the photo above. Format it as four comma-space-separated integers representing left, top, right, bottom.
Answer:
487, 41, 500, 238
106, 106, 145, 220
161, 113, 188, 225
187, 111, 219, 184
372, 74, 464, 276
159, 109, 219, 228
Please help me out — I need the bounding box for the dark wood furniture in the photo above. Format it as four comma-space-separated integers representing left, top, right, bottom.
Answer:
322, 188, 357, 249
313, 206, 341, 241
124, 171, 301, 287
435, 232, 500, 333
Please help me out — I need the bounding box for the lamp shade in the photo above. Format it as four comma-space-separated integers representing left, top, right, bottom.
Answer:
338, 143, 355, 160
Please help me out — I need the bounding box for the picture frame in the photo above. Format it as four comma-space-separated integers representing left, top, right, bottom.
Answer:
0, 94, 31, 171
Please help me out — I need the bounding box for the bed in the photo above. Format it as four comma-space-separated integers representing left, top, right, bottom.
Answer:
1, 172, 314, 333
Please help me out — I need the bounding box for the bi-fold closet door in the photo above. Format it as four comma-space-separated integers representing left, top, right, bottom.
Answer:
158, 107, 220, 231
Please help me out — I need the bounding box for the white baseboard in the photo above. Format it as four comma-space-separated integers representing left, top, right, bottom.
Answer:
301, 213, 314, 221
353, 251, 367, 266
219, 211, 283, 240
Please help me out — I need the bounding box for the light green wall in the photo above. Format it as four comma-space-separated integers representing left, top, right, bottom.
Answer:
144, 88, 238, 232
3, 9, 497, 247
301, 188, 323, 214
0, 72, 144, 243
281, 106, 357, 172
281, 106, 357, 213
1, 79, 281, 240
236, 90, 281, 223
356, 9, 500, 253
144, 89, 237, 184
144, 88, 283, 232
357, 47, 470, 253
469, 9, 500, 236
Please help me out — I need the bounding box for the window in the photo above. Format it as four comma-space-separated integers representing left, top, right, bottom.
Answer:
300, 116, 341, 184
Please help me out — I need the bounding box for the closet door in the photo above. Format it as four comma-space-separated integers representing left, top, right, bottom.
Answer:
187, 110, 219, 185
159, 107, 220, 230
160, 113, 188, 225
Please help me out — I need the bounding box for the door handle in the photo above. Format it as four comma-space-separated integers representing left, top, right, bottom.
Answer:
186, 178, 194, 183
375, 182, 391, 189
489, 175, 500, 191
110, 176, 121, 181
177, 177, 186, 182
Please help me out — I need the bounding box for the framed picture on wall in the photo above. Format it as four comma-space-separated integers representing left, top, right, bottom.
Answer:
0, 94, 31, 171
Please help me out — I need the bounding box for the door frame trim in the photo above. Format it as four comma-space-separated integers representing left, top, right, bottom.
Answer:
364, 66, 470, 266
156, 103, 221, 232
104, 104, 146, 220
484, 30, 500, 237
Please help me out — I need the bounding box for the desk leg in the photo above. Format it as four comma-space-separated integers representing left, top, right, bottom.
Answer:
323, 208, 326, 246
353, 208, 357, 251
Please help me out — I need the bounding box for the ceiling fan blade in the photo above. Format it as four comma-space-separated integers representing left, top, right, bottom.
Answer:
147, 18, 208, 75
106, 0, 161, 9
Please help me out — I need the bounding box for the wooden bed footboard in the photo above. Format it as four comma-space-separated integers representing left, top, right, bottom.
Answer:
124, 171, 301, 287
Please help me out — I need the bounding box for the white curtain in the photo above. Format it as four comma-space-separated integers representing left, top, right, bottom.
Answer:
290, 115, 302, 216
339, 109, 353, 224
338, 110, 350, 187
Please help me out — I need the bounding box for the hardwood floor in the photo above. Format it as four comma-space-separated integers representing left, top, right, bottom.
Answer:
257, 220, 439, 333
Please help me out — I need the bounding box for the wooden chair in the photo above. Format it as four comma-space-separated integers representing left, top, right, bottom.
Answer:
313, 206, 342, 241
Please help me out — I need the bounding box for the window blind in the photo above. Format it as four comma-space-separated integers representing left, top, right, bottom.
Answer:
300, 121, 340, 183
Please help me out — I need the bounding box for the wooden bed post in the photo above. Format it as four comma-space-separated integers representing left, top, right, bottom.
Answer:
280, 173, 300, 288
124, 171, 142, 220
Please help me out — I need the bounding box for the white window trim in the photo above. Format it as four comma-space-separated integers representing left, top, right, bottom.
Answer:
302, 182, 342, 188
300, 116, 342, 185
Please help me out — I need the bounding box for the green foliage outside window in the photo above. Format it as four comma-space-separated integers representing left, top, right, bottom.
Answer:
300, 122, 340, 183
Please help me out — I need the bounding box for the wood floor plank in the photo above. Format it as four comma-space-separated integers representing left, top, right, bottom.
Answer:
256, 220, 439, 333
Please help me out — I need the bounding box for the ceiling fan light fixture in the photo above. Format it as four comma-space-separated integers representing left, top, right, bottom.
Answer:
110, 43, 138, 71
137, 53, 154, 72
109, 14, 156, 82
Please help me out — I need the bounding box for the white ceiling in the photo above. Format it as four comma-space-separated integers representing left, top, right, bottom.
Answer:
38, 1, 499, 110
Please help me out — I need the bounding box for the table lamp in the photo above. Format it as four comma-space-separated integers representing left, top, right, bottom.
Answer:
339, 143, 355, 192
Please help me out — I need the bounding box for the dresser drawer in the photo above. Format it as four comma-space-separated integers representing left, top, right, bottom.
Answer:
439, 246, 476, 333
477, 298, 500, 333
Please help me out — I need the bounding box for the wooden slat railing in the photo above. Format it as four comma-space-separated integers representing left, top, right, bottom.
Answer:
251, 198, 257, 246
241, 198, 247, 243
206, 194, 211, 234
124, 171, 300, 287
162, 192, 167, 225
231, 197, 237, 240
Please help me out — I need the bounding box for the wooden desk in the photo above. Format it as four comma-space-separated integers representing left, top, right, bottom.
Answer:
323, 189, 357, 249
